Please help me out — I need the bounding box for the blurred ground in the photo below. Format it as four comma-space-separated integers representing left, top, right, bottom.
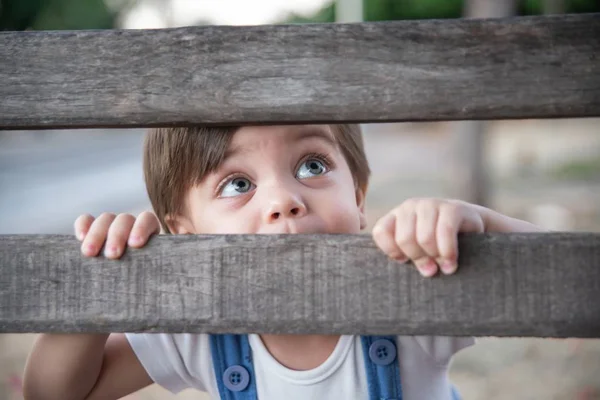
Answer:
1, 119, 599, 399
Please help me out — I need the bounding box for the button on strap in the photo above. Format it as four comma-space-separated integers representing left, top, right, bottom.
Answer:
223, 365, 250, 392
368, 338, 397, 366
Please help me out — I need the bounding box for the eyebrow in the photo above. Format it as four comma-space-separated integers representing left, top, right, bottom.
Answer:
223, 126, 337, 160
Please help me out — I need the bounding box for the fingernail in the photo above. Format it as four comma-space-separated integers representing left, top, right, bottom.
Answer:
441, 261, 457, 275
105, 245, 118, 257
419, 262, 437, 277
85, 243, 96, 254
79, 232, 86, 241
129, 235, 141, 245
392, 254, 408, 263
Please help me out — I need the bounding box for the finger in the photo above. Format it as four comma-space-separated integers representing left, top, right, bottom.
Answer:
81, 212, 116, 257
128, 211, 160, 248
413, 256, 439, 278
372, 213, 407, 262
74, 214, 95, 241
394, 208, 427, 263
436, 202, 484, 275
415, 200, 440, 259
435, 203, 462, 274
395, 209, 439, 276
105, 213, 136, 259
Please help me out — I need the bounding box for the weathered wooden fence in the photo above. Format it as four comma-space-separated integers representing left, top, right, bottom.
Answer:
1, 13, 599, 337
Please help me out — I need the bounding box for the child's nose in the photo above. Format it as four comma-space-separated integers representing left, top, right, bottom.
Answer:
264, 190, 307, 223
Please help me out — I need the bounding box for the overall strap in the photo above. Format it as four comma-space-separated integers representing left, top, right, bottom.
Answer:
452, 386, 462, 400
361, 336, 403, 400
210, 334, 257, 400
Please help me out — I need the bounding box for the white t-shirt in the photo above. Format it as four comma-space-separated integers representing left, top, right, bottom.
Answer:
126, 333, 473, 400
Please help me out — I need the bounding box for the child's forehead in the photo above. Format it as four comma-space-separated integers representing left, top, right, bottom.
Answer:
233, 124, 334, 140
226, 125, 337, 153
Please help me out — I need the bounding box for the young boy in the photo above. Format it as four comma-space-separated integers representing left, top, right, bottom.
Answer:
24, 124, 542, 400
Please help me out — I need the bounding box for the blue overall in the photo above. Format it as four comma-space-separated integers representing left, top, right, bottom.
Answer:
210, 334, 459, 400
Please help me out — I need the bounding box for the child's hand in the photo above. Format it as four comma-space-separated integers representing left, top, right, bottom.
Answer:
372, 198, 486, 277
74, 211, 160, 259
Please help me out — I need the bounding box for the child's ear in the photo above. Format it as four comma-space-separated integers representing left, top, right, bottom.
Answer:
165, 214, 194, 234
355, 186, 367, 230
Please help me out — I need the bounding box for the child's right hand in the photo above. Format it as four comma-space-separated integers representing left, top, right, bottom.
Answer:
75, 211, 160, 259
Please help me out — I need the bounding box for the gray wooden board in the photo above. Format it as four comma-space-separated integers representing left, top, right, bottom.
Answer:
1, 233, 599, 337
1, 13, 599, 129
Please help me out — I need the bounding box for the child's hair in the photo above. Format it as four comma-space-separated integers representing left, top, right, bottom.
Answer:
143, 125, 370, 233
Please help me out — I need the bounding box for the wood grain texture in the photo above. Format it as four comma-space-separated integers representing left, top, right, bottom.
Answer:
1, 233, 599, 337
1, 13, 599, 129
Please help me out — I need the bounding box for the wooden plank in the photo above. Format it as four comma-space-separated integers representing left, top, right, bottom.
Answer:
1, 233, 599, 337
1, 13, 599, 129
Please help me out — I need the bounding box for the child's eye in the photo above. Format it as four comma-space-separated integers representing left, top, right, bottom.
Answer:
296, 158, 328, 179
220, 177, 254, 197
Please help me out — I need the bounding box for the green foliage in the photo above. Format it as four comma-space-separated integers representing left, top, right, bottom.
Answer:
281, 0, 600, 24
0, 0, 124, 30
285, 3, 336, 23
364, 0, 463, 21
520, 0, 600, 14
0, 0, 44, 30
550, 156, 600, 181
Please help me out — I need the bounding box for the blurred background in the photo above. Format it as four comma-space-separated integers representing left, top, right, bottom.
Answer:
1, 0, 600, 399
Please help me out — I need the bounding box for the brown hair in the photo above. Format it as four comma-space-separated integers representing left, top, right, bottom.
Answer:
143, 125, 370, 233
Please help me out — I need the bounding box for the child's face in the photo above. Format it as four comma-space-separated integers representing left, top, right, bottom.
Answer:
169, 125, 367, 235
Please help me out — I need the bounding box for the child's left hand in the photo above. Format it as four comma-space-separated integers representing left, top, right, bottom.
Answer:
371, 198, 541, 277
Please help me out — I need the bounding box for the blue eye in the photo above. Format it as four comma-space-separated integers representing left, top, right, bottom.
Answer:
220, 177, 254, 197
296, 159, 327, 179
